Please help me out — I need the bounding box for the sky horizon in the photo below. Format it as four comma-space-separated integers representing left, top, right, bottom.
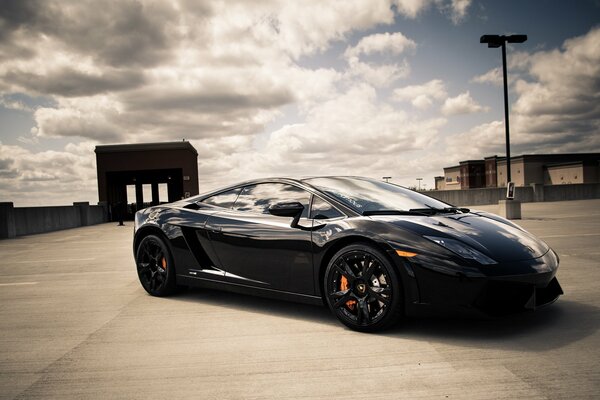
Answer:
1, 0, 599, 206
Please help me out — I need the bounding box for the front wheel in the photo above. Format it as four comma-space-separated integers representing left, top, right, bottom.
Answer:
135, 234, 177, 296
324, 244, 403, 332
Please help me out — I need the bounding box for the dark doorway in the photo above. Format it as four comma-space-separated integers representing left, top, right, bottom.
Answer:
106, 168, 184, 220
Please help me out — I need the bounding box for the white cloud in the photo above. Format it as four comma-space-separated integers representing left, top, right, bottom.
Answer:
344, 32, 416, 59
343, 32, 415, 87
441, 91, 489, 116
471, 67, 502, 86
508, 27, 600, 151
32, 96, 124, 141
393, 0, 472, 23
449, 0, 472, 24
346, 58, 411, 87
392, 79, 447, 109
273, 0, 396, 59
444, 120, 504, 161
513, 27, 600, 118
393, 0, 433, 18
258, 84, 447, 174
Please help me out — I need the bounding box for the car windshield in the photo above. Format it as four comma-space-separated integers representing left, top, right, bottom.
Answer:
303, 177, 453, 215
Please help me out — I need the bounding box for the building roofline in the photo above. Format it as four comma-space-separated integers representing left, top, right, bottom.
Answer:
496, 153, 599, 161
459, 159, 485, 164
95, 141, 198, 155
545, 161, 584, 168
443, 165, 460, 170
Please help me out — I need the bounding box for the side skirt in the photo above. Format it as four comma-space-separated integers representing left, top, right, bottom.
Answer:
177, 274, 324, 306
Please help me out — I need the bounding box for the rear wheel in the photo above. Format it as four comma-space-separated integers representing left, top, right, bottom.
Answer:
324, 244, 403, 332
136, 234, 177, 296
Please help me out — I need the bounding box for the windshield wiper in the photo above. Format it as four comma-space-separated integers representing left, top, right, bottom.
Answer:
363, 209, 429, 216
409, 205, 470, 214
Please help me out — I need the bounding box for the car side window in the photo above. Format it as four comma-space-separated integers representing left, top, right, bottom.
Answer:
233, 183, 310, 217
200, 187, 242, 209
310, 196, 344, 219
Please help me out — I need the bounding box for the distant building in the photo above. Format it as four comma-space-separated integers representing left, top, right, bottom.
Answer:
95, 141, 199, 220
438, 153, 600, 190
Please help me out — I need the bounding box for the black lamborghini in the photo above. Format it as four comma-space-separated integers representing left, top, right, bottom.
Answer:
133, 176, 563, 332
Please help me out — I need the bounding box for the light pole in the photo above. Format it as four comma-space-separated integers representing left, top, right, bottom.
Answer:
382, 176, 391, 183
480, 34, 527, 189
416, 178, 423, 191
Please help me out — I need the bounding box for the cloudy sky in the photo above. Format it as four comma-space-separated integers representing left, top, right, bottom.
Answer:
0, 0, 599, 206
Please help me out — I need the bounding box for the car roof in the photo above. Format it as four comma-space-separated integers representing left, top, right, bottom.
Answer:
196, 176, 378, 197
189, 176, 363, 216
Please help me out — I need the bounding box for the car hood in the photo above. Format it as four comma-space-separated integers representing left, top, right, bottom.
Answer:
371, 213, 549, 262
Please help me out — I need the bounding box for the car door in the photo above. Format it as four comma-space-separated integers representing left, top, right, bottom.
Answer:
205, 183, 314, 294
175, 187, 242, 281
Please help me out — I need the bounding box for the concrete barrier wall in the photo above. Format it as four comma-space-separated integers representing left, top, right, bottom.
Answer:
425, 186, 533, 206
543, 183, 600, 202
0, 202, 108, 239
424, 183, 600, 206
14, 206, 81, 236
90, 206, 107, 225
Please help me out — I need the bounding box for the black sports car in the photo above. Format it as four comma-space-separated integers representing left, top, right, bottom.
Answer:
133, 176, 563, 332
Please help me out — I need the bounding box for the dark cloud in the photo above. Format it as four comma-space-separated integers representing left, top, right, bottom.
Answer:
123, 88, 294, 113
0, 0, 43, 62
0, 0, 40, 40
4, 68, 146, 97
49, 1, 177, 67
0, 157, 19, 178
0, 0, 181, 68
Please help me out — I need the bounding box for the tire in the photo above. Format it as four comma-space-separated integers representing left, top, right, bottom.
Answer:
324, 243, 403, 332
135, 234, 178, 296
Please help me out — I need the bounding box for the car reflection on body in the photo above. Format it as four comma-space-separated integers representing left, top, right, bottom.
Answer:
133, 176, 562, 332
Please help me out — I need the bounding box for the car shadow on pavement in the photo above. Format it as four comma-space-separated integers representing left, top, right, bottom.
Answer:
169, 286, 336, 326
385, 300, 599, 351
164, 288, 598, 347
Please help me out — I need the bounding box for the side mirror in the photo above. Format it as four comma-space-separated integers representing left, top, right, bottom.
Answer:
268, 201, 304, 228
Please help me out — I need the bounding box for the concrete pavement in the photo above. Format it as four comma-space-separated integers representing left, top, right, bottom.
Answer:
1, 200, 599, 399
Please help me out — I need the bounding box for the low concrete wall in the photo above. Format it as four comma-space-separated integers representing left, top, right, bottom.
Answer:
425, 186, 533, 206
543, 183, 600, 202
14, 206, 81, 236
424, 183, 600, 207
89, 206, 107, 225
0, 202, 108, 239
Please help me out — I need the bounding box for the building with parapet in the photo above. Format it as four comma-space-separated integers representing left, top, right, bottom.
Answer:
435, 153, 600, 190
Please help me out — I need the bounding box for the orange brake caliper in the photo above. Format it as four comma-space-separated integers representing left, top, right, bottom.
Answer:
161, 257, 167, 270
340, 275, 356, 310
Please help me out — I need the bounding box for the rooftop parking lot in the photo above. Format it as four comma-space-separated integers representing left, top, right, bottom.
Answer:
1, 199, 599, 399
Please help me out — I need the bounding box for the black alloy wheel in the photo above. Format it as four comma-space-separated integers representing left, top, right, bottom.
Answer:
136, 235, 177, 296
324, 244, 403, 332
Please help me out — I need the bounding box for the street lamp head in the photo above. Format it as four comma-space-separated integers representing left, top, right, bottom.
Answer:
481, 34, 527, 48
480, 34, 502, 48
506, 34, 527, 43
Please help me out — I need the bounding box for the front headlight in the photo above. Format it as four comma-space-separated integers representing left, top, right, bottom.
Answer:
424, 236, 497, 265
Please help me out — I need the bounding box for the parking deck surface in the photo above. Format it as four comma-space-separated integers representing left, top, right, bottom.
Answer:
1, 199, 599, 399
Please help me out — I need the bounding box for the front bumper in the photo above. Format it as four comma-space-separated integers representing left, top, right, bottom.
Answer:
402, 250, 563, 317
